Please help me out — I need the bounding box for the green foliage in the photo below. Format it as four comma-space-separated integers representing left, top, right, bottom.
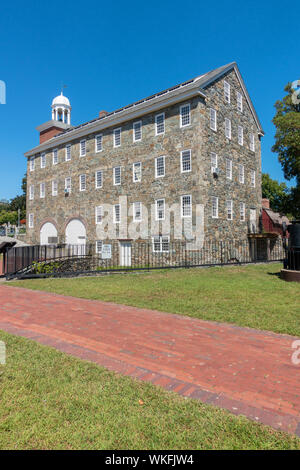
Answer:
31, 261, 61, 275
1, 174, 27, 224
272, 83, 300, 217
0, 210, 18, 225
262, 173, 291, 215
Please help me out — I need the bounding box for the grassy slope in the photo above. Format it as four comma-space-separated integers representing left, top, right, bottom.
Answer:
11, 263, 300, 336
0, 330, 299, 450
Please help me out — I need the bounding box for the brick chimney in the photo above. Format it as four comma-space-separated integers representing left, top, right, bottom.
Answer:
36, 121, 71, 144
99, 110, 108, 118
262, 198, 270, 209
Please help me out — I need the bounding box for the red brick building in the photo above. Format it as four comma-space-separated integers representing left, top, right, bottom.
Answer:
261, 199, 290, 237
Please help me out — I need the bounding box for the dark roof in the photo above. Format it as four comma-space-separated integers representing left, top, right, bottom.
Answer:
263, 208, 290, 225
25, 61, 264, 157
53, 61, 263, 139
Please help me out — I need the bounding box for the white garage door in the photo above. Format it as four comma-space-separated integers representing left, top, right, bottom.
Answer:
65, 219, 86, 254
40, 222, 58, 245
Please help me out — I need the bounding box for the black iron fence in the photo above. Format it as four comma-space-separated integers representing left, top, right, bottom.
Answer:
2, 237, 285, 279
284, 248, 300, 271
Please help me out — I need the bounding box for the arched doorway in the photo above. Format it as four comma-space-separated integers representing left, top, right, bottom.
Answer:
40, 222, 58, 245
65, 219, 86, 254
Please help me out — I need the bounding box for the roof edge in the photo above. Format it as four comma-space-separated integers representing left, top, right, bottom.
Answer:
200, 62, 264, 135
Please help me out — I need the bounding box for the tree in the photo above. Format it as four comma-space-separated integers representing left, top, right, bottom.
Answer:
0, 174, 27, 227
262, 173, 291, 215
9, 174, 26, 219
0, 210, 18, 225
7, 174, 27, 222
272, 83, 300, 217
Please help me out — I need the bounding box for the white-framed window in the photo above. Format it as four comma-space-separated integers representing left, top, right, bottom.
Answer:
40, 182, 45, 198
133, 121, 142, 142
29, 156, 35, 171
180, 103, 191, 127
29, 184, 34, 200
133, 162, 142, 182
226, 200, 233, 220
65, 177, 71, 193
155, 113, 165, 135
152, 235, 169, 253
113, 166, 121, 185
224, 81, 230, 103
155, 198, 165, 221
28, 213, 34, 228
181, 149, 191, 173
240, 202, 245, 221
41, 153, 46, 168
114, 204, 121, 223
52, 180, 58, 196
133, 201, 142, 222
211, 152, 218, 173
251, 170, 256, 187
212, 196, 218, 218
250, 133, 255, 152
79, 174, 86, 191
95, 170, 103, 189
181, 194, 192, 218
238, 164, 245, 184
95, 205, 103, 224
225, 118, 231, 139
65, 144, 71, 161
210, 108, 217, 131
80, 139, 86, 157
238, 126, 244, 146
96, 240, 103, 254
237, 91, 243, 112
95, 134, 103, 153
53, 149, 58, 165
226, 158, 232, 180
180, 149, 192, 173
113, 128, 121, 147
155, 156, 165, 178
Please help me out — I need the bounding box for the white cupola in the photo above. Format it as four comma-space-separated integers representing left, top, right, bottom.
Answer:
51, 92, 71, 125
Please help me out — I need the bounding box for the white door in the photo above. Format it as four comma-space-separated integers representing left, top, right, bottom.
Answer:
250, 209, 257, 233
120, 242, 132, 267
40, 222, 58, 245
65, 219, 86, 255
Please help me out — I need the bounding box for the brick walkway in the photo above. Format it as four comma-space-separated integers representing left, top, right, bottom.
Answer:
0, 285, 299, 436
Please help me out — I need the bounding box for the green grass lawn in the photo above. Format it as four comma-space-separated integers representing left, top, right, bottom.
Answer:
11, 263, 300, 337
0, 330, 299, 450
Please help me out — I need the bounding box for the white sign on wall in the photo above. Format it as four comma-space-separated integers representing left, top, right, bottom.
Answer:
102, 244, 112, 259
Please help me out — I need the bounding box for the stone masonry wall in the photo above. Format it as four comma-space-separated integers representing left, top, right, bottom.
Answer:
198, 69, 262, 241
26, 68, 262, 249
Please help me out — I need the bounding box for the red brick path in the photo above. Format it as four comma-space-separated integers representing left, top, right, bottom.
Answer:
0, 285, 299, 436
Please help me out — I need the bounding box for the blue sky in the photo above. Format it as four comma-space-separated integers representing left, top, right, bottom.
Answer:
0, 0, 298, 200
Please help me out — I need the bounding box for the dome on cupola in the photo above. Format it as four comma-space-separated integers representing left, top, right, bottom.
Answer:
52, 93, 71, 107
51, 91, 71, 125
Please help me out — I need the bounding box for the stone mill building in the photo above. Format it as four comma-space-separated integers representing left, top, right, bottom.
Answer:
25, 62, 264, 263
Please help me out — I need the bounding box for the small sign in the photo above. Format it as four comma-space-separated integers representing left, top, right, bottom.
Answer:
102, 244, 112, 259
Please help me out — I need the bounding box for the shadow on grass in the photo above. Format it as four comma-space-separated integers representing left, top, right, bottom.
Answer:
267, 271, 281, 278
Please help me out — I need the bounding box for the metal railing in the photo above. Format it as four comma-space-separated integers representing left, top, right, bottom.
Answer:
3, 238, 286, 279
284, 248, 300, 271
